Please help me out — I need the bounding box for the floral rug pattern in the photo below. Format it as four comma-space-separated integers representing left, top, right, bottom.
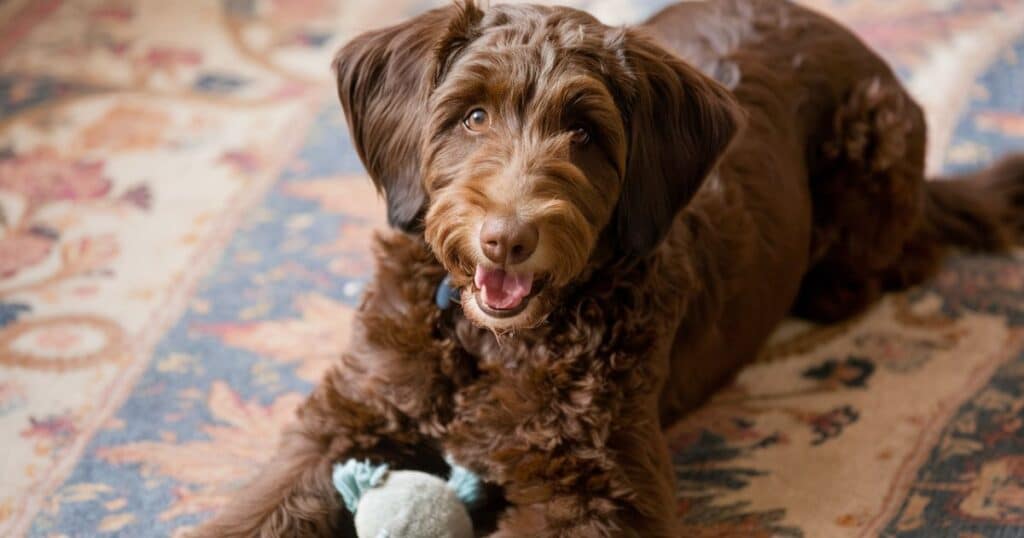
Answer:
1, 1, 1023, 537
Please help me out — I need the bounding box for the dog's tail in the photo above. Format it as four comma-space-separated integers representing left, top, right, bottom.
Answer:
923, 154, 1024, 252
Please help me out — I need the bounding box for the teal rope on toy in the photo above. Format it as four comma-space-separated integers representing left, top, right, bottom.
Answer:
446, 459, 484, 509
332, 460, 389, 513
332, 457, 485, 513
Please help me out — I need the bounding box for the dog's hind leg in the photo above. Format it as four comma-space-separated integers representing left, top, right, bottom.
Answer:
795, 75, 1024, 323
793, 76, 931, 322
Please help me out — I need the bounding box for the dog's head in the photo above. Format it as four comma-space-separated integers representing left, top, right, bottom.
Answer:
335, 1, 740, 333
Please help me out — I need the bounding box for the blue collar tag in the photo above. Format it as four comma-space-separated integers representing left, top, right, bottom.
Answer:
435, 274, 460, 310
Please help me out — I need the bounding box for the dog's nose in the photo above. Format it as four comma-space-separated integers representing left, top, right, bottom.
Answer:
480, 216, 539, 265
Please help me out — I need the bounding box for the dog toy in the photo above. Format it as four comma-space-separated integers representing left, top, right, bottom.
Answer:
332, 458, 484, 538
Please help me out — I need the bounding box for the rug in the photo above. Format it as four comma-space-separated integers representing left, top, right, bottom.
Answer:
1, 1, 1023, 536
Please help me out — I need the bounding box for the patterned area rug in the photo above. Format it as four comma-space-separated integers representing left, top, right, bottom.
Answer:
1, 1, 1023, 536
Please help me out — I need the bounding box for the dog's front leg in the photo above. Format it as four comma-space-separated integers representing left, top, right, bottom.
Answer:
191, 364, 446, 538
487, 408, 680, 538
488, 497, 646, 538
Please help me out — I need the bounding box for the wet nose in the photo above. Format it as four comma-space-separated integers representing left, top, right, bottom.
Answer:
479, 216, 539, 265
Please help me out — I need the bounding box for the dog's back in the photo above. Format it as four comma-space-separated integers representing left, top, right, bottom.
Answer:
647, 0, 1024, 420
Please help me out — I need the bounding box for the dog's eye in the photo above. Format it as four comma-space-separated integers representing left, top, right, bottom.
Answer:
569, 125, 590, 145
463, 108, 490, 133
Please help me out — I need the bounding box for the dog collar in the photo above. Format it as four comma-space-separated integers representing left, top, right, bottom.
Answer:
435, 274, 461, 310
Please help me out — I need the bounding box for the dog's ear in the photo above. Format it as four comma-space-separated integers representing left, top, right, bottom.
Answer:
610, 30, 743, 255
334, 2, 484, 231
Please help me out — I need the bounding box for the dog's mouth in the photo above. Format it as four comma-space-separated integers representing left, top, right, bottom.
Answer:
472, 265, 542, 318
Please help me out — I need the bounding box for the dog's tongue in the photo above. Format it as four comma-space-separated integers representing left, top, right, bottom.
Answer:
474, 266, 534, 310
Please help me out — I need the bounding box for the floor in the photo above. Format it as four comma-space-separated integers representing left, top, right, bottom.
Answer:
1, 0, 1024, 536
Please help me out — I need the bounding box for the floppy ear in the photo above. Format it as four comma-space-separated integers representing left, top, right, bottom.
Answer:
612, 30, 743, 255
333, 2, 483, 231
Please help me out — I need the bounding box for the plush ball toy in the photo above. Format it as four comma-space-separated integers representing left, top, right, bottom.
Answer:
332, 458, 484, 538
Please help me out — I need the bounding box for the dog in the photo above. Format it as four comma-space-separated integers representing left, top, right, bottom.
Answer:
194, 0, 1024, 535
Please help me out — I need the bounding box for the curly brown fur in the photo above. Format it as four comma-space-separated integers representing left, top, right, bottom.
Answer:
194, 1, 1024, 536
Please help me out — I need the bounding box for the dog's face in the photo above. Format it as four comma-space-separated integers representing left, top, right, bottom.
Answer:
336, 2, 739, 333
421, 7, 630, 331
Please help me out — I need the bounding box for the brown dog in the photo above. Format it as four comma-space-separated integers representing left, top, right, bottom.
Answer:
195, 0, 1024, 536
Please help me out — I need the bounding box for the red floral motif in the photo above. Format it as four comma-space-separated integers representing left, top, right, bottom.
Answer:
0, 234, 52, 278
140, 47, 202, 70
0, 147, 146, 289
0, 148, 111, 207
119, 184, 152, 210
269, 0, 334, 25
20, 412, 76, 442
89, 5, 134, 22
218, 150, 263, 175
